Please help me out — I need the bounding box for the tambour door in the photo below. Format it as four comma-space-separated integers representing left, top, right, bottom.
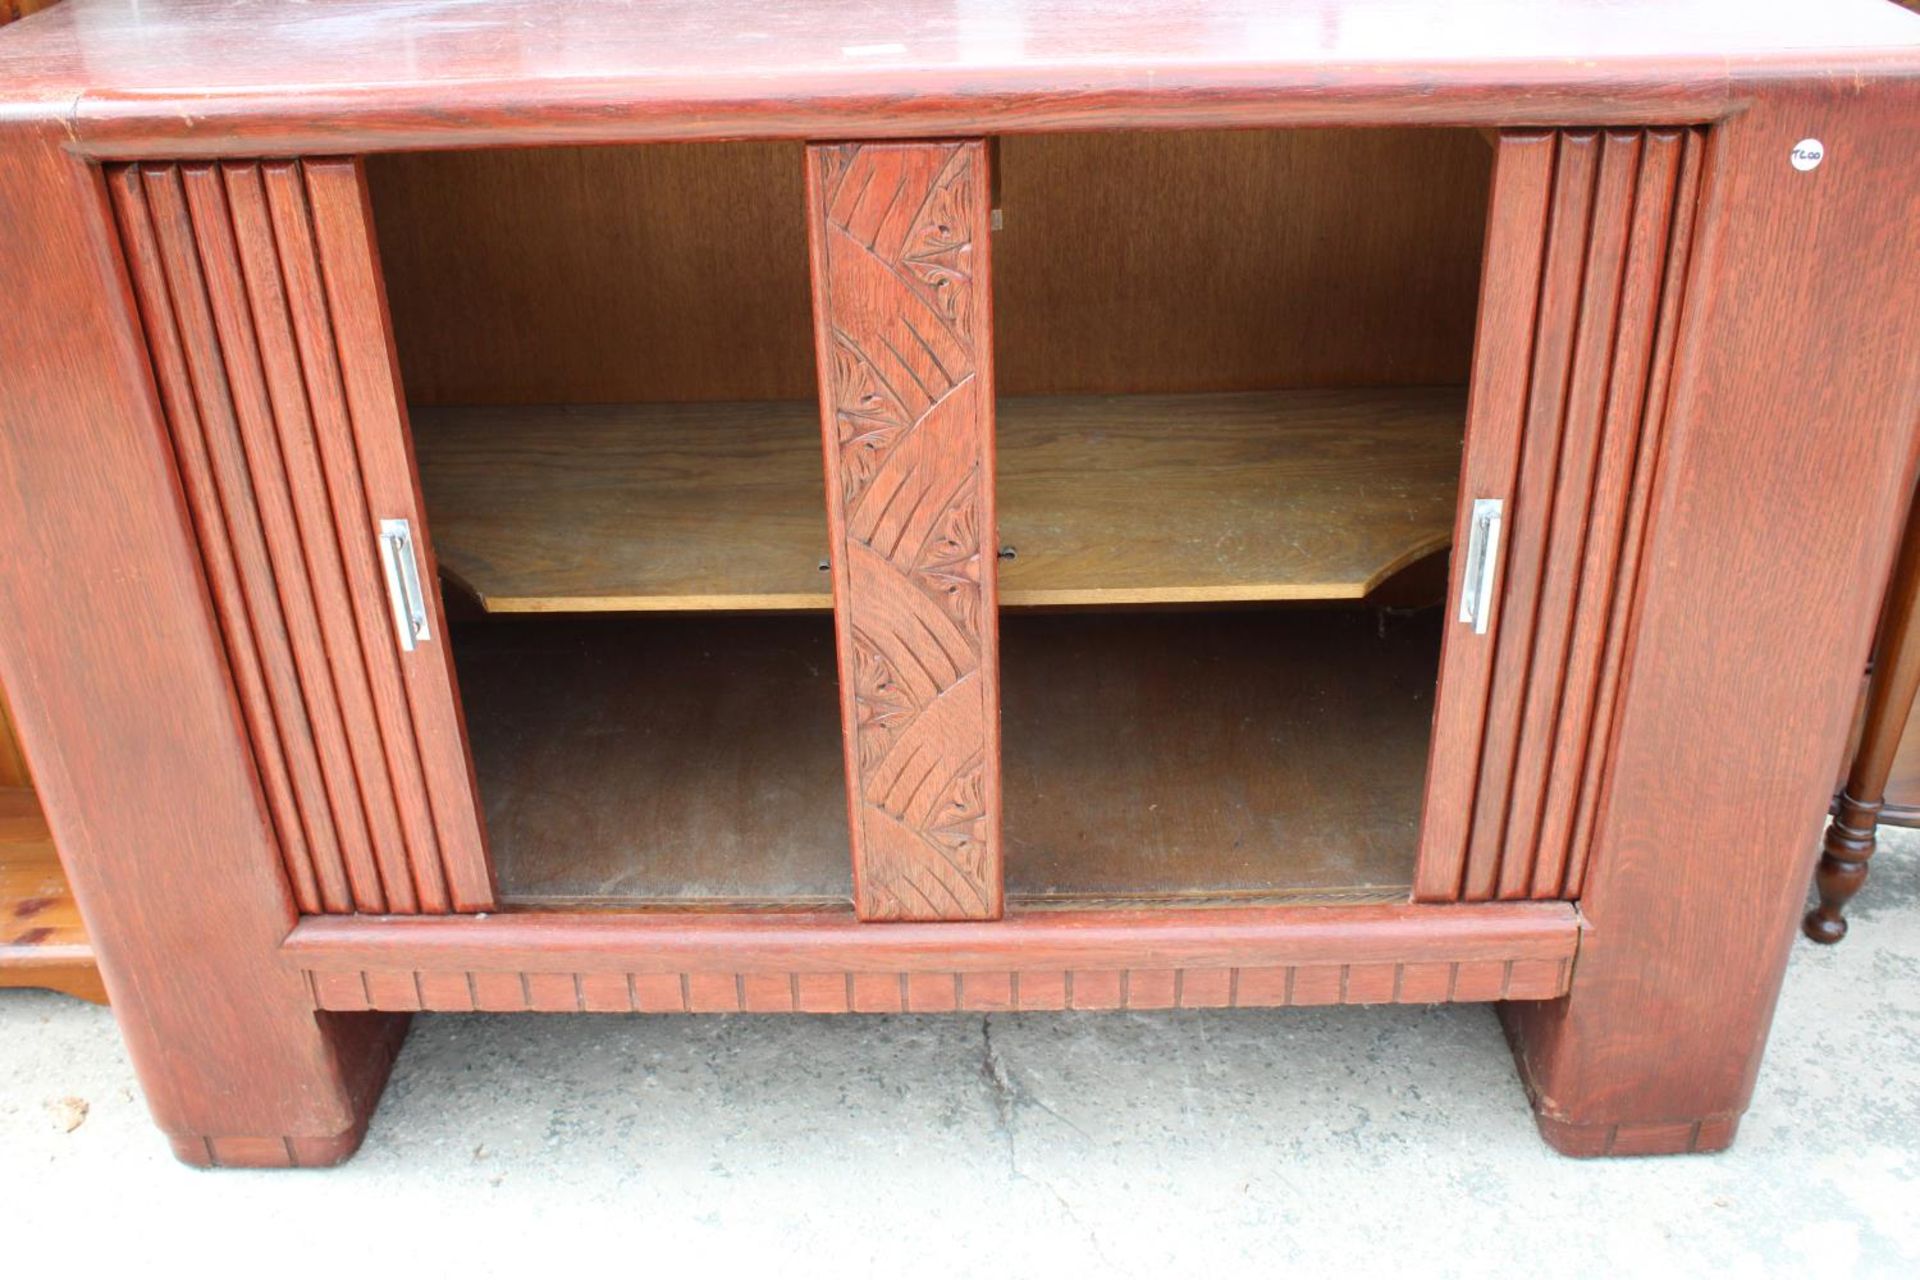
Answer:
107, 159, 493, 915
1415, 127, 1709, 904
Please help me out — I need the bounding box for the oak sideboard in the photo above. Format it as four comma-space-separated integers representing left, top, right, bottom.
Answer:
2, 0, 1918, 1167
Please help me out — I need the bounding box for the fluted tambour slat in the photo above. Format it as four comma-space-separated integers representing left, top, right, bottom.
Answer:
1415, 128, 1706, 903
108, 159, 493, 915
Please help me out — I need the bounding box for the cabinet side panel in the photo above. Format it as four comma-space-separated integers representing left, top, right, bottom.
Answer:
1506, 83, 1920, 1139
808, 141, 1003, 922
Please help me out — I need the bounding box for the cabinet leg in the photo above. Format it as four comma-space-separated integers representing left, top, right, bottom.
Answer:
1805, 794, 1881, 944
1502, 1000, 1747, 1157
0, 132, 410, 1170
157, 1014, 409, 1169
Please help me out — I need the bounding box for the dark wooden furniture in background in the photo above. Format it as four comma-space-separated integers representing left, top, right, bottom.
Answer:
1810, 482, 1920, 942
1, 0, 1918, 1168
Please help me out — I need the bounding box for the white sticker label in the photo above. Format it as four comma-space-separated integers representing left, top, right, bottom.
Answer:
1791, 138, 1825, 172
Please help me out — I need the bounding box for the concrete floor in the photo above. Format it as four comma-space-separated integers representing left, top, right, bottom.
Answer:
2, 837, 1915, 1278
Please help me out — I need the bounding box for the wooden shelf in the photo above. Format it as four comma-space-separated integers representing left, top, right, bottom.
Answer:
0, 787, 105, 1003
414, 387, 1465, 613
457, 608, 1434, 908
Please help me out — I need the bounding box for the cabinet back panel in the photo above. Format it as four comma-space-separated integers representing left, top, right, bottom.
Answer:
367, 130, 1489, 405
994, 129, 1490, 395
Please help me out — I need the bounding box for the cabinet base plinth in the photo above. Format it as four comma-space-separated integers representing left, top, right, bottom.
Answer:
1530, 1111, 1742, 1158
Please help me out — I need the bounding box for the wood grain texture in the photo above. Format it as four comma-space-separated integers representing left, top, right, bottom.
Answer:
991, 130, 1488, 395
457, 611, 1432, 908
413, 389, 1464, 614
366, 143, 814, 406
1415, 128, 1704, 904
456, 616, 851, 908
1002, 610, 1434, 904
808, 141, 1001, 922
367, 131, 1486, 406
0, 787, 105, 1003
0, 122, 404, 1165
286, 899, 1580, 991
4, 0, 1919, 156
107, 159, 492, 915
1, 0, 1915, 1172
1504, 81, 1920, 1153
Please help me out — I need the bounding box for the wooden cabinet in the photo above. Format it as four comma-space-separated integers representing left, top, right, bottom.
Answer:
1, 0, 1917, 1167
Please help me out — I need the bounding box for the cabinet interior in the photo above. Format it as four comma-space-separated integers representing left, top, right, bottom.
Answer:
368, 128, 1492, 910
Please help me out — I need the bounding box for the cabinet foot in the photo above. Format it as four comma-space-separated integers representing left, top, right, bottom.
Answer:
1804, 793, 1879, 944
168, 1126, 372, 1169
1502, 1000, 1755, 1159
1530, 1109, 1742, 1158
160, 1011, 408, 1169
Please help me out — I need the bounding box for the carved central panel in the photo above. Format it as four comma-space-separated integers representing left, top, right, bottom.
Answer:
809, 141, 1002, 922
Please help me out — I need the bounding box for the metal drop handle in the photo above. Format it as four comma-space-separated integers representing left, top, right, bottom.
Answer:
377, 518, 431, 652
1457, 498, 1504, 636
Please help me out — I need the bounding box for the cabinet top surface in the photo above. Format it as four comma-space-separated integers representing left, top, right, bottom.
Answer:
2, 0, 1918, 151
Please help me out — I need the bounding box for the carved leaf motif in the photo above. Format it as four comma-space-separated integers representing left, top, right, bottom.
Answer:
817, 143, 996, 922
922, 761, 989, 893
901, 163, 975, 339
830, 338, 911, 505
851, 630, 919, 770
914, 492, 982, 635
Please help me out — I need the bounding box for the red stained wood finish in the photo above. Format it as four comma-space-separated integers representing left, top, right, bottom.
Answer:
0, 121, 408, 1168
309, 959, 1570, 1014
287, 901, 1579, 1010
808, 141, 1002, 922
1505, 81, 1920, 1155
106, 159, 491, 915
0, 0, 1917, 1169
1417, 127, 1704, 904
4, 0, 1920, 153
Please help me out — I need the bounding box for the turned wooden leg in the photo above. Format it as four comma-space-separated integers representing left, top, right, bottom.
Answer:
1807, 794, 1882, 943
1806, 482, 1920, 943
